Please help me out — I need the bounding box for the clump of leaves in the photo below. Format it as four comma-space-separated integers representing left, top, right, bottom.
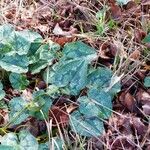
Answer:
0, 24, 121, 148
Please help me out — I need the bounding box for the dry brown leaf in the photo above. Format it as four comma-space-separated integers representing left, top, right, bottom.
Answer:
119, 92, 137, 112
129, 50, 141, 61
50, 106, 69, 127
132, 117, 147, 135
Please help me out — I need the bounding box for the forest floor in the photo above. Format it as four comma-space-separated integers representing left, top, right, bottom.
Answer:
0, 0, 150, 150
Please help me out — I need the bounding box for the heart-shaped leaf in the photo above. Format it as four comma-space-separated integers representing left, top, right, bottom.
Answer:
9, 97, 29, 125
28, 90, 52, 120
70, 111, 104, 137
1, 130, 38, 150
9, 73, 29, 90
87, 67, 121, 96
0, 54, 29, 73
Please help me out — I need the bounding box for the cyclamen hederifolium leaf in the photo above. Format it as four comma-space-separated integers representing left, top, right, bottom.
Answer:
144, 76, 150, 87
88, 88, 112, 118
1, 133, 18, 148
9, 97, 29, 125
1, 130, 38, 150
69, 111, 104, 137
0, 81, 5, 100
50, 59, 88, 95
29, 44, 55, 74
28, 90, 52, 120
18, 130, 38, 150
9, 73, 29, 90
62, 41, 97, 61
87, 67, 121, 97
0, 145, 14, 150
0, 54, 29, 73
47, 41, 97, 95
10, 30, 42, 55
0, 24, 15, 55
77, 90, 112, 119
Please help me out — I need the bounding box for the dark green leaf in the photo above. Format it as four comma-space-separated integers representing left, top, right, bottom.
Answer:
88, 89, 112, 118
1, 130, 38, 150
9, 73, 29, 90
9, 97, 29, 125
19, 130, 39, 150
70, 111, 104, 137
50, 59, 88, 95
62, 41, 97, 61
87, 67, 121, 96
0, 54, 29, 73
28, 90, 52, 119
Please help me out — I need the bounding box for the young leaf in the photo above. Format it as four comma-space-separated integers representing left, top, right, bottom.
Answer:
9, 97, 29, 125
9, 73, 29, 90
70, 111, 104, 137
0, 24, 15, 42
0, 54, 29, 73
144, 76, 150, 87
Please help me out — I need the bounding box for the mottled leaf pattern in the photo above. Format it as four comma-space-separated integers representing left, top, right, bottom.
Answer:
70, 111, 104, 137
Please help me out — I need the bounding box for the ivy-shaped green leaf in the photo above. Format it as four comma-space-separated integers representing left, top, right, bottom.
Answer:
78, 89, 112, 119
9, 97, 29, 125
88, 88, 112, 118
70, 111, 104, 137
46, 41, 97, 95
144, 76, 150, 87
87, 67, 121, 96
50, 59, 88, 95
9, 73, 29, 90
0, 54, 29, 73
29, 44, 55, 74
62, 41, 97, 61
1, 130, 38, 150
28, 90, 52, 120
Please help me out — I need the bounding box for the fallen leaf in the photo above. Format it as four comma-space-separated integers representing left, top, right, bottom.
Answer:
131, 117, 147, 135
53, 23, 76, 37
50, 106, 69, 127
110, 3, 122, 21
129, 50, 141, 61
119, 92, 137, 112
54, 37, 76, 46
